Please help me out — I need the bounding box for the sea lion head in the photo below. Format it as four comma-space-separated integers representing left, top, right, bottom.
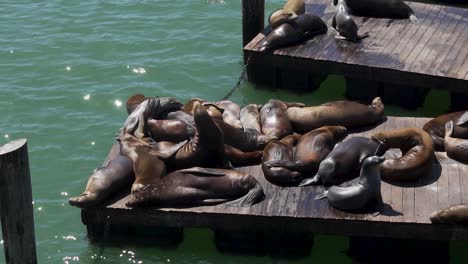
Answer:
184, 98, 206, 115
202, 102, 224, 120
362, 155, 385, 168
158, 97, 183, 116
126, 94, 147, 114
268, 8, 298, 29
370, 97, 385, 118
317, 159, 335, 178
430, 205, 467, 224
327, 125, 348, 142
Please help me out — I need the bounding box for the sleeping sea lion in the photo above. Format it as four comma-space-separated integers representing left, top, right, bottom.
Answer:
444, 121, 468, 163
240, 104, 262, 133
260, 99, 304, 139
126, 167, 265, 208
263, 126, 348, 174
260, 14, 328, 53
287, 97, 384, 133
430, 204, 468, 225
300, 137, 386, 186
268, 0, 305, 28
371, 128, 434, 181
423, 111, 468, 151
216, 100, 243, 129
262, 140, 303, 186
315, 155, 385, 212
147, 119, 195, 143
215, 119, 275, 151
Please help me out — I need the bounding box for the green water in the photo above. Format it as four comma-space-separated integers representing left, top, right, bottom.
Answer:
0, 0, 466, 263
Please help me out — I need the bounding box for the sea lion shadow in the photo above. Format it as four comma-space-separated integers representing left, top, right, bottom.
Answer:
348, 116, 388, 134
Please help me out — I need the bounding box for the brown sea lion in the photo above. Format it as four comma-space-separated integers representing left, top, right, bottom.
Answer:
315, 156, 385, 213
260, 99, 304, 139
126, 167, 264, 208
287, 97, 384, 133
183, 98, 224, 120
444, 121, 468, 163
262, 140, 302, 186
146, 119, 195, 143
430, 204, 468, 225
268, 0, 305, 28
240, 104, 262, 133
216, 100, 243, 129
371, 128, 434, 181
69, 152, 134, 208
214, 119, 275, 152
126, 94, 147, 114
264, 126, 348, 174
423, 111, 468, 151
300, 137, 386, 186
183, 98, 206, 114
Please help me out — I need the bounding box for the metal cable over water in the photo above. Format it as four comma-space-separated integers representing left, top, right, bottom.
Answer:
220, 52, 253, 101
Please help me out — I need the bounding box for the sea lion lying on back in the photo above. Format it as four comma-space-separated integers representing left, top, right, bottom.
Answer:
372, 128, 434, 181
260, 99, 304, 139
216, 100, 243, 129
444, 121, 468, 163
126, 167, 265, 208
240, 104, 262, 133
423, 111, 468, 151
287, 97, 384, 133
268, 0, 305, 28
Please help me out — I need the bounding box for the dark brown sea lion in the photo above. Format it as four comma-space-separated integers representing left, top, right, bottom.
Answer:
423, 111, 468, 151
216, 100, 243, 129
260, 99, 304, 139
287, 97, 384, 133
262, 140, 302, 186
240, 104, 262, 133
147, 119, 195, 143
183, 98, 206, 114
126, 94, 147, 114
315, 156, 385, 212
183, 98, 224, 120
126, 167, 265, 208
371, 128, 434, 181
214, 119, 275, 152
300, 137, 386, 186
332, 0, 369, 42
224, 145, 263, 166
260, 14, 327, 53
264, 126, 348, 174
331, 0, 419, 23
444, 121, 468, 163
268, 0, 305, 28
430, 204, 468, 225
69, 152, 134, 208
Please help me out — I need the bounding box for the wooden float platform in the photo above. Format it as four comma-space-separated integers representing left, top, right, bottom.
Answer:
81, 116, 468, 241
243, 0, 468, 92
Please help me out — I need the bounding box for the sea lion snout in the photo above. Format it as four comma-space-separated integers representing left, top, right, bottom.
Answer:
364, 155, 385, 166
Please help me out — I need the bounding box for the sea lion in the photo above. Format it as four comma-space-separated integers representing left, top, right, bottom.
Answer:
300, 137, 386, 186
287, 97, 384, 133
126, 94, 147, 114
183, 98, 206, 114
423, 111, 468, 151
224, 144, 264, 166
268, 0, 305, 28
240, 104, 262, 133
69, 152, 134, 208
147, 119, 195, 143
264, 126, 348, 174
332, 0, 369, 42
216, 100, 243, 129
260, 99, 304, 139
262, 140, 303, 186
430, 204, 468, 225
444, 121, 468, 163
215, 119, 275, 152
126, 167, 265, 208
259, 14, 328, 53
184, 98, 224, 120
371, 128, 434, 181
331, 0, 419, 23
315, 155, 385, 212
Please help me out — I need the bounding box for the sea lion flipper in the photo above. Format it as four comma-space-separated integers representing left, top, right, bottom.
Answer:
298, 174, 320, 186
445, 121, 454, 137
264, 160, 301, 170
154, 140, 188, 159
178, 167, 226, 177
409, 14, 419, 24
284, 102, 305, 108
456, 112, 468, 126
314, 191, 328, 200
224, 183, 265, 207
324, 2, 336, 14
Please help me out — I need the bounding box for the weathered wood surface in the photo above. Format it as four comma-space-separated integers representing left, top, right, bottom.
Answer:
0, 139, 37, 264
243, 0, 468, 92
82, 117, 468, 241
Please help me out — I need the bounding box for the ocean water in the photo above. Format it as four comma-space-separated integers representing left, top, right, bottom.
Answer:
0, 0, 466, 263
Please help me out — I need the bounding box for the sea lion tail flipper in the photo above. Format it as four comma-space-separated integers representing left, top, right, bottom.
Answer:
456, 111, 468, 126
154, 140, 188, 159
445, 121, 454, 137
409, 14, 419, 24
178, 167, 226, 177
324, 1, 336, 14
264, 160, 301, 170
357, 32, 370, 40
298, 174, 320, 186
224, 183, 265, 207
314, 191, 328, 200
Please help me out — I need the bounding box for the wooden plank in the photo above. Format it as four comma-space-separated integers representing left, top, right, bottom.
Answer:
437, 163, 450, 210
448, 163, 462, 206
460, 164, 468, 204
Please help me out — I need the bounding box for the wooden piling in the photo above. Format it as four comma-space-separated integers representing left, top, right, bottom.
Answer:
242, 0, 264, 48
0, 139, 37, 264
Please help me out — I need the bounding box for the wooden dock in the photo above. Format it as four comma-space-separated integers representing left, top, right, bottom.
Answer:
242, 0, 467, 108
81, 116, 468, 242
